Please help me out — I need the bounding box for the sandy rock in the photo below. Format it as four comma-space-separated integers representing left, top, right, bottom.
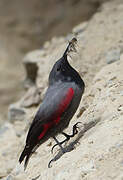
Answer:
5, 175, 14, 180
8, 103, 26, 123
0, 0, 105, 126
23, 50, 41, 88
20, 86, 42, 108
106, 48, 121, 64
0, 123, 20, 178
2, 0, 123, 179
72, 22, 88, 35
11, 0, 123, 127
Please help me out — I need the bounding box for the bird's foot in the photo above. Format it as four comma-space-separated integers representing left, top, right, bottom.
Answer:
51, 136, 66, 154
51, 122, 81, 153
48, 159, 53, 168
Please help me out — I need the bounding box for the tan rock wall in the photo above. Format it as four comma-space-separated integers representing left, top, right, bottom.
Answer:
0, 0, 123, 179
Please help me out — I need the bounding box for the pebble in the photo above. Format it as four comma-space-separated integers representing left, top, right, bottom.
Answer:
120, 91, 123, 96
106, 48, 120, 64
6, 175, 14, 180
20, 86, 41, 108
81, 161, 96, 173
8, 103, 26, 122
0, 126, 8, 136
72, 22, 88, 35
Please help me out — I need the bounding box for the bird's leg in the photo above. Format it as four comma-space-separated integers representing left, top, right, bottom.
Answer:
52, 136, 66, 154
48, 136, 67, 168
51, 122, 81, 153
51, 134, 69, 154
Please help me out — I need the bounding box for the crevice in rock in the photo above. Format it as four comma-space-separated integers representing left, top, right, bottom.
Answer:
25, 62, 38, 86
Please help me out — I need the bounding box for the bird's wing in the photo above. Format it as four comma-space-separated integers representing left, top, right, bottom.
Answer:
26, 86, 74, 145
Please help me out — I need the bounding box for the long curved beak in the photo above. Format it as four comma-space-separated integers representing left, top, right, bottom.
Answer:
63, 38, 77, 57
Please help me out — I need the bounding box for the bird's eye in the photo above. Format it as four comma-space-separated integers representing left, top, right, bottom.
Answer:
57, 65, 61, 71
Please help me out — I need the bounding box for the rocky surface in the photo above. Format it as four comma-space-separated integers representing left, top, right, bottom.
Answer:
0, 0, 123, 179
0, 0, 101, 125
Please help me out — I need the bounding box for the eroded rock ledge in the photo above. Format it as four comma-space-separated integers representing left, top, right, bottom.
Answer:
1, 0, 123, 179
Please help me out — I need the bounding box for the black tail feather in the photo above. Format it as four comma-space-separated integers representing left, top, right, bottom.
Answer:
19, 147, 26, 164
24, 153, 31, 170
19, 145, 32, 170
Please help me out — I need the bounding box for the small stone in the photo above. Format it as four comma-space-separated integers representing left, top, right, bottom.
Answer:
8, 103, 26, 122
77, 106, 86, 118
6, 175, 14, 180
72, 22, 88, 34
20, 86, 41, 108
0, 123, 18, 177
120, 91, 123, 96
12, 163, 24, 176
106, 48, 120, 64
98, 155, 104, 161
47, 141, 52, 147
81, 161, 96, 173
0, 123, 14, 138
0, 126, 8, 136
43, 41, 51, 49
88, 140, 94, 144
107, 80, 114, 87
117, 105, 123, 111
120, 160, 123, 167
65, 34, 75, 42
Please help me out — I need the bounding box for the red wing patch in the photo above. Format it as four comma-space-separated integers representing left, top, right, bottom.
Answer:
38, 88, 74, 140
54, 88, 74, 124
38, 122, 52, 140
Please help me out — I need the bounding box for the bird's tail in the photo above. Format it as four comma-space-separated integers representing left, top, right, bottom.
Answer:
19, 145, 32, 170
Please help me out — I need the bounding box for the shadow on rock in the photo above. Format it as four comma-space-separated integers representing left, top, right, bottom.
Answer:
48, 118, 100, 168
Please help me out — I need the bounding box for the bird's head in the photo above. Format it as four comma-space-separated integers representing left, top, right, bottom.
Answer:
49, 38, 81, 86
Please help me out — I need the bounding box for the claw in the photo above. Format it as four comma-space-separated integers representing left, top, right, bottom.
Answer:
51, 137, 68, 154
48, 159, 53, 168
73, 122, 82, 129
51, 144, 58, 154
51, 122, 82, 154
72, 122, 81, 135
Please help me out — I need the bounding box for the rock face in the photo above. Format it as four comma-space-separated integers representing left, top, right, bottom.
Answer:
0, 0, 101, 125
1, 0, 123, 179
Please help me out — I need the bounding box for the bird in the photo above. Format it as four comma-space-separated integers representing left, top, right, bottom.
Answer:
19, 38, 85, 170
